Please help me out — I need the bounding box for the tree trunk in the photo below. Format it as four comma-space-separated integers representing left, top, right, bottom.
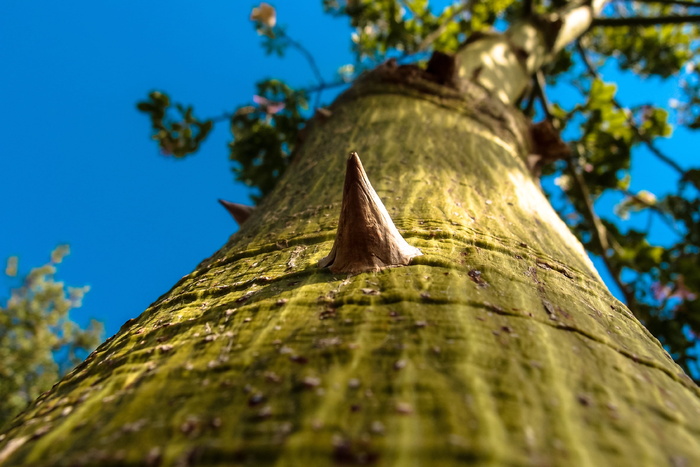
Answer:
2, 57, 700, 467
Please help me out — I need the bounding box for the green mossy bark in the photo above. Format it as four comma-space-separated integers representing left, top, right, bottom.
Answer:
2, 74, 700, 466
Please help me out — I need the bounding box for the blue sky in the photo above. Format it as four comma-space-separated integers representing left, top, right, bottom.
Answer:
0, 1, 692, 340
0, 1, 352, 336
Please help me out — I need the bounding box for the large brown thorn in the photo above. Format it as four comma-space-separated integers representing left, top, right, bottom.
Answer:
319, 152, 422, 274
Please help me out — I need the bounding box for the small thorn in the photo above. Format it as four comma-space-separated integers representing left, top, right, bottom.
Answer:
319, 152, 422, 274
218, 199, 255, 225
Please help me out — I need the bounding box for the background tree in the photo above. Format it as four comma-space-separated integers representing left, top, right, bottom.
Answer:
139, 0, 700, 379
0, 247, 103, 427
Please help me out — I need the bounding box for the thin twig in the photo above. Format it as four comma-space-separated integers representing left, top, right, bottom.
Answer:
416, 1, 471, 52
283, 36, 325, 87
305, 80, 350, 94
592, 14, 700, 26
618, 188, 684, 234
283, 35, 326, 108
534, 71, 553, 120
566, 155, 637, 305
576, 41, 685, 175
522, 86, 537, 115
208, 81, 349, 124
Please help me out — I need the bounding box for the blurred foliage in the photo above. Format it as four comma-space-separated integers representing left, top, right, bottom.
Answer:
136, 92, 213, 158
0, 247, 103, 427
138, 1, 700, 379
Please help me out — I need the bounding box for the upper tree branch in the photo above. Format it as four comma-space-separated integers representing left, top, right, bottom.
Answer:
592, 14, 700, 26
457, 0, 609, 104
628, 0, 700, 7
416, 1, 471, 52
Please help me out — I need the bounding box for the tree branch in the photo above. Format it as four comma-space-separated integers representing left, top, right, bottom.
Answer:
627, 0, 700, 8
534, 71, 553, 120
208, 80, 350, 124
576, 42, 686, 176
566, 156, 637, 305
416, 1, 471, 52
282, 36, 325, 87
618, 188, 684, 235
592, 14, 700, 26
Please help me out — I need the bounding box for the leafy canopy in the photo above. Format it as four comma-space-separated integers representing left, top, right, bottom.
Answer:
137, 0, 700, 379
0, 247, 103, 427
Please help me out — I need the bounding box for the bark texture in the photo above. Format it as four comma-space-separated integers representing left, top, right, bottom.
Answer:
1, 68, 700, 466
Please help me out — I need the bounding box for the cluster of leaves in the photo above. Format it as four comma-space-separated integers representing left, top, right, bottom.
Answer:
323, 0, 515, 61
228, 80, 308, 201
136, 91, 213, 158
590, 2, 695, 78
137, 1, 700, 378
0, 247, 102, 427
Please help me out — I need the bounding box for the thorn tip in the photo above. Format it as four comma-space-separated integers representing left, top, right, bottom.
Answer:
218, 199, 255, 226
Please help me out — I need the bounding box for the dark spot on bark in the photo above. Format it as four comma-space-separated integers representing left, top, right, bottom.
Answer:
519, 242, 528, 248
320, 308, 336, 320
145, 447, 162, 467
426, 51, 459, 88
333, 437, 379, 465
179, 446, 204, 467
468, 269, 488, 288
537, 261, 574, 279
577, 394, 592, 407
351, 404, 362, 412
290, 355, 308, 364
501, 326, 513, 333
236, 292, 253, 303
180, 418, 201, 438
248, 393, 265, 407
484, 302, 504, 313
